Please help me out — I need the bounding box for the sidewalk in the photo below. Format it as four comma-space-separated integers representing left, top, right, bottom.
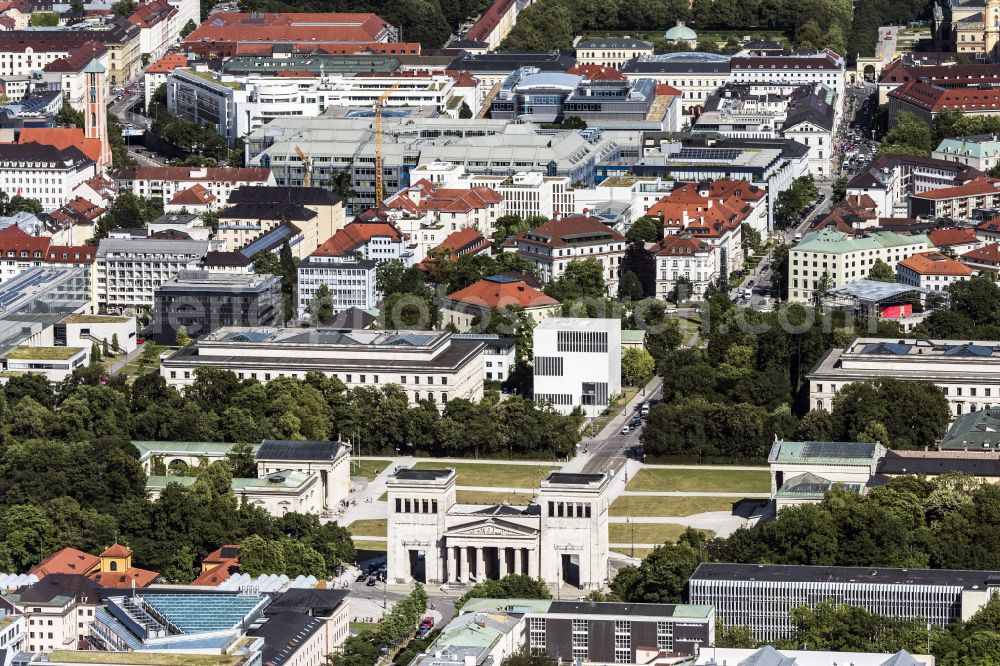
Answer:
107, 342, 146, 377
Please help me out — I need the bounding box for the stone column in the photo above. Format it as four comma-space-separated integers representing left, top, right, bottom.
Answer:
448, 545, 457, 583
498, 547, 507, 578
528, 549, 539, 580
458, 546, 468, 583
475, 547, 485, 581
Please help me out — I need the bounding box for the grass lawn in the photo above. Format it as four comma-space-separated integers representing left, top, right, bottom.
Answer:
350, 621, 381, 634
353, 539, 387, 554
456, 490, 536, 505
626, 468, 770, 493
49, 652, 238, 666
611, 495, 738, 517
352, 458, 392, 481
412, 461, 560, 488
349, 519, 387, 537
612, 547, 656, 559
7, 346, 83, 360
609, 523, 715, 545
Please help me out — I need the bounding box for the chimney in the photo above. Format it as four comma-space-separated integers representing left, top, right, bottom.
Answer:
552, 210, 560, 220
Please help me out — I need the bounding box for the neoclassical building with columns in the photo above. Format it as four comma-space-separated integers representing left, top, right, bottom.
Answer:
386, 468, 611, 589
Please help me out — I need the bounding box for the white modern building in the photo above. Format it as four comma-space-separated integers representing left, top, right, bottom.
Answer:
296, 255, 378, 319
533, 318, 622, 417
808, 338, 1000, 418
729, 48, 846, 106
62, 313, 138, 354
160, 327, 486, 407
787, 229, 932, 304
96, 237, 215, 310
386, 467, 611, 590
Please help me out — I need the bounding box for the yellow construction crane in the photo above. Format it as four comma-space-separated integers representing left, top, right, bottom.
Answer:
294, 144, 311, 188
374, 82, 400, 205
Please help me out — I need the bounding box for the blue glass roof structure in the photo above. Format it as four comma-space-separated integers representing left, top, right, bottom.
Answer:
861, 342, 911, 356
943, 343, 994, 357
138, 593, 270, 634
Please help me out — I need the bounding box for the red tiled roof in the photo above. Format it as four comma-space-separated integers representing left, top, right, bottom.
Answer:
0, 225, 50, 255
42, 41, 107, 72
514, 214, 624, 249
911, 176, 1000, 200
963, 242, 1000, 263
169, 183, 216, 206
928, 227, 979, 247
89, 567, 159, 589
446, 275, 559, 309
146, 52, 187, 74
656, 83, 683, 96
100, 544, 132, 558
19, 127, 103, 163
183, 12, 392, 51
30, 547, 99, 578
435, 227, 490, 255
190, 562, 238, 586
314, 222, 403, 257
385, 181, 503, 215
128, 0, 175, 28
46, 245, 96, 264
654, 234, 713, 256
466, 0, 515, 42
566, 64, 627, 81
899, 251, 973, 276
889, 80, 1000, 112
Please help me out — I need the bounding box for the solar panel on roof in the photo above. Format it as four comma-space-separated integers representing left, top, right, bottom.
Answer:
231, 331, 271, 342
677, 148, 742, 161
240, 225, 295, 258
944, 343, 994, 357
861, 342, 911, 355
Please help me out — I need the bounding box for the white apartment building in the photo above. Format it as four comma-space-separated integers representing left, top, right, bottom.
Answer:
314, 221, 415, 267
96, 237, 214, 310
160, 328, 486, 408
296, 255, 378, 319
129, 0, 180, 64
167, 68, 469, 145
654, 234, 718, 301
729, 48, 845, 106
533, 317, 622, 417
0, 144, 97, 212
621, 52, 731, 119
0, 609, 24, 661
846, 154, 982, 218
112, 166, 275, 207
809, 337, 1000, 418
934, 134, 1000, 172
574, 37, 654, 69
5, 575, 101, 653
788, 228, 932, 304
505, 214, 626, 294
897, 250, 973, 291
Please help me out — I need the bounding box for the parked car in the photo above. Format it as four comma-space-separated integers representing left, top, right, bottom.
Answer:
356, 572, 367, 582
366, 576, 377, 586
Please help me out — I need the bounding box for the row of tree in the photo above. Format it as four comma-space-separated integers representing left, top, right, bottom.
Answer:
329, 586, 429, 666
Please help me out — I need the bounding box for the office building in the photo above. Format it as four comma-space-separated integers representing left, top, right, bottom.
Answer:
313, 221, 413, 266
220, 186, 345, 254
386, 468, 611, 590
112, 166, 275, 207
688, 562, 1000, 641
453, 333, 515, 382
897, 250, 973, 291
808, 337, 1000, 418
150, 270, 282, 344
889, 80, 1000, 126
787, 229, 931, 303
3, 574, 103, 653
245, 117, 624, 210
160, 328, 486, 406
487, 68, 667, 129
574, 36, 654, 68
127, 0, 179, 64
0, 143, 96, 211
504, 214, 626, 293
533, 318, 621, 416
621, 52, 731, 118
96, 237, 214, 310
296, 255, 378, 319
413, 598, 714, 666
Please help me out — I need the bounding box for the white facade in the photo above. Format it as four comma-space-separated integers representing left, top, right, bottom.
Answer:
0, 146, 96, 212
63, 314, 138, 353
0, 612, 25, 662
9, 591, 98, 653
654, 236, 718, 301
897, 252, 973, 292
386, 467, 610, 589
533, 318, 622, 417
729, 49, 846, 107
96, 237, 213, 310
787, 229, 932, 304
296, 255, 378, 319
574, 37, 654, 69
113, 167, 276, 207
809, 337, 1000, 419
160, 327, 486, 408
2, 347, 88, 382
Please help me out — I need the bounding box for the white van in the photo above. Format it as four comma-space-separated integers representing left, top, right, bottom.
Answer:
640, 401, 651, 417
793, 232, 802, 242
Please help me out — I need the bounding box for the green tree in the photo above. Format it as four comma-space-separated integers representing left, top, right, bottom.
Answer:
544, 258, 607, 302
881, 111, 933, 156
137, 341, 162, 371
309, 284, 335, 324
225, 442, 258, 478
740, 223, 762, 255
831, 175, 848, 203
611, 537, 703, 603
455, 574, 550, 610
867, 259, 896, 282
717, 623, 758, 648
111, 333, 121, 353
239, 534, 285, 575
625, 216, 661, 243
55, 102, 85, 128
175, 325, 192, 347
618, 270, 645, 301
110, 0, 136, 16
179, 19, 197, 37
622, 347, 655, 387
459, 101, 473, 119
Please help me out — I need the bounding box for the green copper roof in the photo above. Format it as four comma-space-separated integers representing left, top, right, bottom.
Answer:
794, 228, 930, 254
83, 58, 105, 74
621, 330, 646, 343
146, 475, 198, 489
768, 440, 882, 466
458, 598, 553, 614
132, 441, 256, 460
232, 469, 312, 490
671, 604, 715, 619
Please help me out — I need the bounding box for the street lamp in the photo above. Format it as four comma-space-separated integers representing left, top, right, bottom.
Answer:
383, 578, 387, 609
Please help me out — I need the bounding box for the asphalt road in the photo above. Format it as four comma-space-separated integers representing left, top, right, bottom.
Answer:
578, 383, 662, 475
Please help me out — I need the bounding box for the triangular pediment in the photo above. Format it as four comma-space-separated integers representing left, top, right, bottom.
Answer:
445, 517, 538, 538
